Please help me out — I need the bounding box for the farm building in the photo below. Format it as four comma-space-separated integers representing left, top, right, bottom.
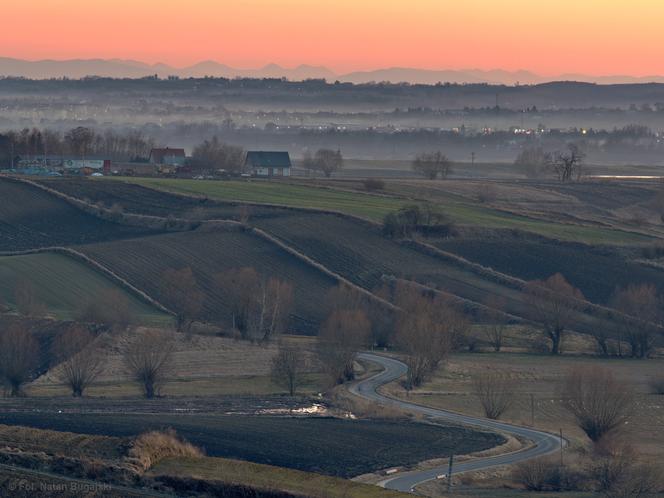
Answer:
149, 147, 186, 167
245, 151, 291, 177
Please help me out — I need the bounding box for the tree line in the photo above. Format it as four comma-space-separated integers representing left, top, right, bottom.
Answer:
0, 127, 155, 164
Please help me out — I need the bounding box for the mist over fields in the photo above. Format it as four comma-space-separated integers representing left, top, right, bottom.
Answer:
3, 77, 664, 165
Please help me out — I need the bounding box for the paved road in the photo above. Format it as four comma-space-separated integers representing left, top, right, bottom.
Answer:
350, 353, 563, 493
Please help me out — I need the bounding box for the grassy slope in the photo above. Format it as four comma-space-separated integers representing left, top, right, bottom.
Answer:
152, 456, 408, 498
113, 177, 649, 245
0, 252, 171, 326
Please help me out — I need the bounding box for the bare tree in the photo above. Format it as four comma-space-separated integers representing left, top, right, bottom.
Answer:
610, 284, 661, 359
191, 136, 245, 174
524, 273, 584, 355
124, 330, 175, 398
412, 151, 452, 180
589, 326, 615, 357
590, 439, 661, 498
311, 148, 344, 178
484, 296, 508, 352
14, 280, 45, 317
0, 323, 39, 396
514, 146, 548, 179
246, 278, 294, 342
317, 310, 370, 384
548, 143, 585, 182
215, 267, 260, 336
78, 289, 135, 332
217, 269, 293, 342
327, 283, 393, 348
271, 343, 306, 396
472, 371, 514, 419
561, 367, 633, 442
52, 324, 101, 397
160, 268, 203, 336
393, 284, 456, 389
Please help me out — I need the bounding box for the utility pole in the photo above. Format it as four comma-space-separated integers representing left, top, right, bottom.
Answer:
447, 454, 454, 493
530, 393, 535, 426
559, 429, 564, 467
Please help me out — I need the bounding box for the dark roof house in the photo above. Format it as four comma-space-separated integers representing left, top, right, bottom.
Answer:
245, 151, 292, 177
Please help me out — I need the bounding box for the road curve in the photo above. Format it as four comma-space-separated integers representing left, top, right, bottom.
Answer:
350, 353, 563, 493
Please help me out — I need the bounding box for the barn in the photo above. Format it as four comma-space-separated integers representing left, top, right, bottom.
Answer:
245, 151, 291, 177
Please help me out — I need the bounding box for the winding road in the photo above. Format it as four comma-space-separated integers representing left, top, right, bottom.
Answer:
350, 353, 564, 493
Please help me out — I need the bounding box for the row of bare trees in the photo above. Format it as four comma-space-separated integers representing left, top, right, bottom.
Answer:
515, 144, 585, 182
523, 273, 663, 358
1, 126, 155, 163
312, 281, 470, 390
471, 365, 633, 447
159, 266, 294, 342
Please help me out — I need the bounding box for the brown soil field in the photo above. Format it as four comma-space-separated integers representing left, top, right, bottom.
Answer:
0, 178, 160, 252
79, 229, 339, 334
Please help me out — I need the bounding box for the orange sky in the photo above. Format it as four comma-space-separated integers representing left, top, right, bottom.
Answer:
2, 0, 663, 75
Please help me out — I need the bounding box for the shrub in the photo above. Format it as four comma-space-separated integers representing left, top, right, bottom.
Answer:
362, 178, 385, 191
512, 457, 563, 491
128, 429, 204, 472
649, 376, 664, 395
590, 440, 661, 498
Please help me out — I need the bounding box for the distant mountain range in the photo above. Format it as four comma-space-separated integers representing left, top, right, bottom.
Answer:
1, 57, 664, 85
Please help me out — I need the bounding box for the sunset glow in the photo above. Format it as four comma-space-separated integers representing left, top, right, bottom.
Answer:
2, 0, 664, 75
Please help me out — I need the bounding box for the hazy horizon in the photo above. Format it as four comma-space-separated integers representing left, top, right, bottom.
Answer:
4, 1, 664, 77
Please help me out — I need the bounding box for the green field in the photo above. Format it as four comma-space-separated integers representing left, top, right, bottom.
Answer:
0, 252, 171, 326
152, 456, 408, 498
112, 177, 649, 245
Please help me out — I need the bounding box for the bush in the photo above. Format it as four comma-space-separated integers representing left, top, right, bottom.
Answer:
362, 178, 385, 191
512, 457, 563, 491
649, 376, 664, 395
128, 429, 204, 472
590, 440, 662, 498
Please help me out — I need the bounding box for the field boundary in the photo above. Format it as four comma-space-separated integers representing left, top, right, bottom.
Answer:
113, 177, 384, 227
248, 226, 398, 312
2, 175, 240, 233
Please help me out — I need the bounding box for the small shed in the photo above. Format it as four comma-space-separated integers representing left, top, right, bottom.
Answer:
245, 151, 291, 177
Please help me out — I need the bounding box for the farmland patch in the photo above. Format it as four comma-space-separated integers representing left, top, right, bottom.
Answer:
0, 252, 171, 325
0, 412, 504, 477
79, 229, 338, 334
0, 178, 160, 252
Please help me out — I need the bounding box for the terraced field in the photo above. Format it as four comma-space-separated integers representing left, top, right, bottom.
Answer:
38, 178, 295, 221
37, 179, 629, 335
107, 177, 404, 220
0, 178, 159, 252
437, 234, 664, 305
114, 177, 651, 244
0, 252, 171, 325
80, 229, 338, 334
